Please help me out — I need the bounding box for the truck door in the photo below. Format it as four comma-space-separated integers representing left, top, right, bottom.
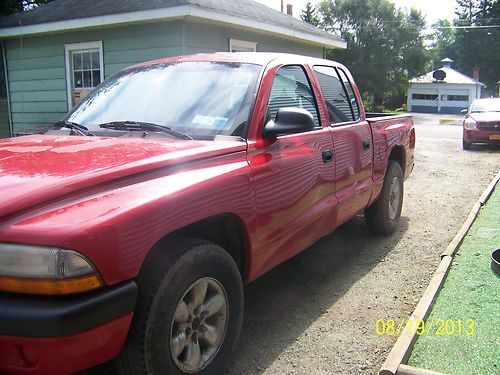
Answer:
312, 65, 373, 225
247, 65, 337, 277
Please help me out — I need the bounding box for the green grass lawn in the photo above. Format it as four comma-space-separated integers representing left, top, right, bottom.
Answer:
438, 119, 455, 125
408, 186, 500, 375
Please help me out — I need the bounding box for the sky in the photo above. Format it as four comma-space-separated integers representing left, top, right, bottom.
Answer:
254, 0, 458, 26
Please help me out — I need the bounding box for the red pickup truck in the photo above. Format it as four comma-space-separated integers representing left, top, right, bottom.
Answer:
0, 53, 415, 375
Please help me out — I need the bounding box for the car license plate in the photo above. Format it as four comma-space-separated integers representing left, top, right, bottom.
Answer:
489, 134, 500, 140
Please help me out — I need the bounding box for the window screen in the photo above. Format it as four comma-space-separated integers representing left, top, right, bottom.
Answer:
313, 66, 353, 123
267, 65, 320, 127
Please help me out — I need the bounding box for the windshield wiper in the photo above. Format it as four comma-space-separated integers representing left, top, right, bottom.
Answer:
54, 120, 95, 136
98, 121, 193, 140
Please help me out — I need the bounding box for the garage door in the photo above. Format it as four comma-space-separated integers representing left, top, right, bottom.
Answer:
411, 89, 438, 113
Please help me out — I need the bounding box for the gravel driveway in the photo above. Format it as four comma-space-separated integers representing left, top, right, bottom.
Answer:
227, 114, 499, 374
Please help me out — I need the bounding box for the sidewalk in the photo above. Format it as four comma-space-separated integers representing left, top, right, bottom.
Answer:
406, 184, 499, 374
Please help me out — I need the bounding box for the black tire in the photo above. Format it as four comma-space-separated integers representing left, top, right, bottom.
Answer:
462, 138, 472, 150
365, 161, 404, 235
115, 238, 243, 375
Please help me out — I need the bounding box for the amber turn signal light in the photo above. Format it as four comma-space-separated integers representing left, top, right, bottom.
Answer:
0, 274, 103, 295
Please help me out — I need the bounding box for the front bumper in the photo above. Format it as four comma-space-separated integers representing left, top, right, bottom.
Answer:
463, 128, 500, 144
0, 281, 137, 374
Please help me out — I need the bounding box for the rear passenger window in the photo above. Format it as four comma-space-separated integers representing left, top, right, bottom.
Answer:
267, 65, 320, 127
313, 65, 354, 124
337, 68, 360, 120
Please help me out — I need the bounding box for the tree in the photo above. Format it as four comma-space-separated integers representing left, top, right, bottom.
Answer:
427, 20, 458, 70
318, 0, 428, 108
301, 1, 320, 27
453, 0, 500, 96
0, 0, 54, 17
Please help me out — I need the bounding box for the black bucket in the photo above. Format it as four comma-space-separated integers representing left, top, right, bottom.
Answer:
491, 248, 500, 276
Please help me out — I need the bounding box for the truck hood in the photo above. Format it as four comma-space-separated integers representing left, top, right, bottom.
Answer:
0, 135, 246, 220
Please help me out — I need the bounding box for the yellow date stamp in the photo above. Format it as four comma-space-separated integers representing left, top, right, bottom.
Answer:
375, 319, 475, 336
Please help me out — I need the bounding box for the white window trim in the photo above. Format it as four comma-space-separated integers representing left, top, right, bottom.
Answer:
64, 41, 104, 111
229, 39, 257, 52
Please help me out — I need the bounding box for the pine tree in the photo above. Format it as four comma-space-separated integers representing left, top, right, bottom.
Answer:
301, 1, 320, 26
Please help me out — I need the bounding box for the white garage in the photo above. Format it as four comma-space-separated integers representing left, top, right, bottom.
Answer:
407, 58, 484, 114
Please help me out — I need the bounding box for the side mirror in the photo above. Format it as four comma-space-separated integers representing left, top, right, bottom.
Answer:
262, 107, 315, 139
461, 109, 468, 115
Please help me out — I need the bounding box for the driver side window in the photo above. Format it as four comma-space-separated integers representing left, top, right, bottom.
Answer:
266, 65, 320, 127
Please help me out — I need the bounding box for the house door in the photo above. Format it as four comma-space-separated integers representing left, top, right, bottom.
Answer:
65, 42, 103, 109
0, 44, 11, 139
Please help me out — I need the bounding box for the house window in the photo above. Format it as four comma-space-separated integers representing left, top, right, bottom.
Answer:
65, 41, 103, 109
229, 39, 257, 52
441, 94, 468, 101
412, 93, 438, 100
72, 51, 101, 89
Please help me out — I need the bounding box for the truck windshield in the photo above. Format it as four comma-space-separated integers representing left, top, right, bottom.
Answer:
471, 98, 500, 113
65, 62, 261, 138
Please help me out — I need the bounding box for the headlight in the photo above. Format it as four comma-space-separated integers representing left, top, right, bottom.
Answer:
0, 244, 102, 295
464, 117, 477, 129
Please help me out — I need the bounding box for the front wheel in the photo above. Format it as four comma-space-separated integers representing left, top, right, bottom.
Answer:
462, 138, 472, 150
115, 239, 243, 375
365, 161, 404, 235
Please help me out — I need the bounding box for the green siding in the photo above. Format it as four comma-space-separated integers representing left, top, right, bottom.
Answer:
3, 19, 326, 135
11, 90, 66, 102
9, 67, 65, 81
103, 45, 182, 72
7, 44, 63, 60
10, 79, 66, 93
0, 42, 10, 139
11, 101, 67, 113
5, 21, 183, 134
12, 112, 64, 123
185, 21, 324, 57
0, 99, 9, 138
8, 55, 64, 71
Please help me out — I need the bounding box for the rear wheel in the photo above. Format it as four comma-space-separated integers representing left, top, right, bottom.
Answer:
365, 161, 404, 235
115, 239, 243, 375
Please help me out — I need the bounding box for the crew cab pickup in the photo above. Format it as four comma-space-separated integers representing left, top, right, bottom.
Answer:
0, 53, 415, 375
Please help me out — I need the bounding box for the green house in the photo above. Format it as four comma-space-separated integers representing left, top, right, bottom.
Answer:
0, 0, 345, 138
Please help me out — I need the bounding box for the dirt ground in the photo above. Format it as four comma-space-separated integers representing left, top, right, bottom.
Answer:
226, 114, 499, 374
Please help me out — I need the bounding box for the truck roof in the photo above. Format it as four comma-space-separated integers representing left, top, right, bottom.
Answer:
129, 52, 335, 69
